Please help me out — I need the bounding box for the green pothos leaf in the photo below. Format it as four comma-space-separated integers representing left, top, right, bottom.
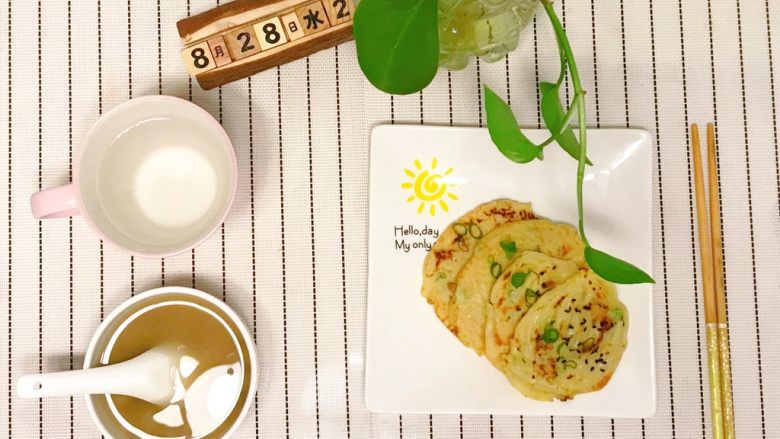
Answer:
539, 81, 591, 164
484, 85, 542, 164
353, 0, 439, 95
584, 246, 654, 284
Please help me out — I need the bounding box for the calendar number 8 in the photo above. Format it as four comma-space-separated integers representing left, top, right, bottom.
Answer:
191, 47, 210, 69
262, 23, 281, 44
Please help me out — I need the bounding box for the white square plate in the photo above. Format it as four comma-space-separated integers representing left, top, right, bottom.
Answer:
366, 125, 655, 417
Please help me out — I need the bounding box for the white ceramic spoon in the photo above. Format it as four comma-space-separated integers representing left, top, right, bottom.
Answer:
151, 362, 243, 438
17, 343, 180, 405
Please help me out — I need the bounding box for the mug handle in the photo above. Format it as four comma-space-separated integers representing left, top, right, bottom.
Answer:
30, 184, 81, 219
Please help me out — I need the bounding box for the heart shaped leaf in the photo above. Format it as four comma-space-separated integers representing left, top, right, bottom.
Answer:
354, 0, 439, 95
485, 85, 542, 164
540, 81, 591, 164
585, 246, 654, 284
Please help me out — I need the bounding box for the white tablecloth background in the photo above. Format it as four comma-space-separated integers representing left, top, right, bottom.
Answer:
1, 0, 778, 438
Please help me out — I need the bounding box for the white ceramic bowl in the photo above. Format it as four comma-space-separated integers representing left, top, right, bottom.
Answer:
83, 287, 258, 438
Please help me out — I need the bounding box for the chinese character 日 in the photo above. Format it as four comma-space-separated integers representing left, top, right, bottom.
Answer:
303, 9, 325, 30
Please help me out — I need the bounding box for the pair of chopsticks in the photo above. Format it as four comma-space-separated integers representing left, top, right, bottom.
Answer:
690, 123, 735, 439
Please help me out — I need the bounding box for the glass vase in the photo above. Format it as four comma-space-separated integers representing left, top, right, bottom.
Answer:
438, 0, 539, 70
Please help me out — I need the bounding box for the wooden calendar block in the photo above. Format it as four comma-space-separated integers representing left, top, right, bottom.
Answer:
181, 41, 216, 76
281, 13, 306, 41
207, 36, 232, 67
225, 26, 262, 60
177, 0, 355, 90
323, 0, 354, 26
253, 17, 289, 51
295, 2, 331, 36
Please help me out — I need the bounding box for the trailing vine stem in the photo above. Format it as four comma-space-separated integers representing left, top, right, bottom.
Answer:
538, 93, 582, 149
542, 0, 589, 246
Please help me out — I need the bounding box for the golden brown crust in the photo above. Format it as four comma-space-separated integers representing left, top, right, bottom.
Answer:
421, 200, 535, 326
420, 200, 628, 402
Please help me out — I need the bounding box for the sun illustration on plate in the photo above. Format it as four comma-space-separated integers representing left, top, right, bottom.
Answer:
401, 158, 459, 216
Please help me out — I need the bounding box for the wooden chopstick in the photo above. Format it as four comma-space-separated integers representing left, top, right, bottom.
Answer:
705, 123, 735, 439
691, 124, 724, 439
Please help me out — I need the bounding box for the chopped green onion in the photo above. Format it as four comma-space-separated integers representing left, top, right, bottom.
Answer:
562, 359, 578, 369
511, 272, 529, 288
468, 223, 484, 239
556, 342, 567, 356
525, 289, 538, 305
453, 223, 468, 237
490, 262, 503, 279
608, 309, 624, 322
500, 240, 517, 259
542, 326, 559, 343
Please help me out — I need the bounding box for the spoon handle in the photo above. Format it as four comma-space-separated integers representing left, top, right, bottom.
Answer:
17, 360, 147, 399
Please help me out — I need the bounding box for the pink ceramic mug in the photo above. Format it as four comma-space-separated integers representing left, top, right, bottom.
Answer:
31, 96, 237, 257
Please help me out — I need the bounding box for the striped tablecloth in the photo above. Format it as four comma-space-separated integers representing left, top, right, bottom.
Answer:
1, 0, 778, 438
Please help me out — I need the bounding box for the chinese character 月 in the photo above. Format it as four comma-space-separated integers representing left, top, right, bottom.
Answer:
303, 9, 324, 29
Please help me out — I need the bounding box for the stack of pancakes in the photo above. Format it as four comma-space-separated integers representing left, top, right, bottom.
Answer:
422, 200, 628, 401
